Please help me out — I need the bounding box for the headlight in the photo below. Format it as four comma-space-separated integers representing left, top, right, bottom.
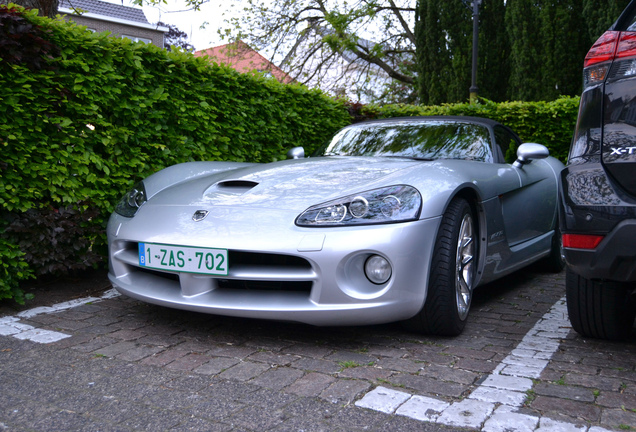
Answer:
296, 185, 421, 227
115, 182, 147, 217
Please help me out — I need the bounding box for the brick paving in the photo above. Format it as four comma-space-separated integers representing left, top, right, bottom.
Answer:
0, 267, 635, 431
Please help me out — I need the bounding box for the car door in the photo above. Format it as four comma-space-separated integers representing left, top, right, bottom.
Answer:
494, 126, 557, 247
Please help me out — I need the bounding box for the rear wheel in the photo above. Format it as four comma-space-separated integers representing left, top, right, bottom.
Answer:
404, 197, 476, 336
566, 269, 636, 340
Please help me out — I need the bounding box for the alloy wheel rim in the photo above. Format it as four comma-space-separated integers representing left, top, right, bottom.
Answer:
455, 213, 475, 320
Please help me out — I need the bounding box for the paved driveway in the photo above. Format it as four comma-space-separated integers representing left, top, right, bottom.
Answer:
1, 268, 635, 431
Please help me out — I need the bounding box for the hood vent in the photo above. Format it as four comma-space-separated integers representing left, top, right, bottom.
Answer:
209, 180, 259, 195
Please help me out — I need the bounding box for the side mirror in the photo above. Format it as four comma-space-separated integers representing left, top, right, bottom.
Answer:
287, 147, 305, 159
513, 143, 549, 168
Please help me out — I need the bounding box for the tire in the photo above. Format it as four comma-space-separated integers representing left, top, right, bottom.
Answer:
404, 197, 477, 336
566, 269, 636, 340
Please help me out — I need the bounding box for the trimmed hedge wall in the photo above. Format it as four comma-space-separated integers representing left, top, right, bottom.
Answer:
0, 6, 580, 304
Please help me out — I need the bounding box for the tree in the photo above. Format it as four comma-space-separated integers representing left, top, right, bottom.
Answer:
505, 0, 629, 102
158, 21, 195, 52
218, 0, 418, 103
538, 0, 588, 100
416, 0, 455, 105
505, 0, 544, 101
416, 0, 508, 105
582, 0, 632, 44
0, 0, 58, 18
476, 0, 509, 102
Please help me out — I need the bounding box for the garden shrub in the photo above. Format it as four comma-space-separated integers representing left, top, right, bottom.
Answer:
2, 205, 104, 276
0, 237, 34, 305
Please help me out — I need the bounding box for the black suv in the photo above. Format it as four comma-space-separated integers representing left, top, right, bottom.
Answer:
560, 0, 636, 340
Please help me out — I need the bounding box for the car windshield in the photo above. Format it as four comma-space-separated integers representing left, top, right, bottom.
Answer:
316, 120, 493, 162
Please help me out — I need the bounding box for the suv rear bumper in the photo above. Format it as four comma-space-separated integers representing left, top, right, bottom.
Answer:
564, 219, 636, 281
560, 162, 636, 282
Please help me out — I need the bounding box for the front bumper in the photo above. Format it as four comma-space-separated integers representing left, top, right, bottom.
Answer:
107, 205, 441, 326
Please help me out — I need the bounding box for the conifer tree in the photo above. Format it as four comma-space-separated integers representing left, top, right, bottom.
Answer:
582, 0, 631, 45
505, 0, 543, 101
539, 0, 588, 100
416, 0, 508, 104
476, 0, 509, 102
416, 0, 451, 105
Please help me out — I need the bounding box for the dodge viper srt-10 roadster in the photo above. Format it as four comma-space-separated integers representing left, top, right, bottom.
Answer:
107, 116, 565, 336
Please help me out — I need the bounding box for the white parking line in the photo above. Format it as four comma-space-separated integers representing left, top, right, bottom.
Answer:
0, 289, 120, 344
356, 297, 612, 432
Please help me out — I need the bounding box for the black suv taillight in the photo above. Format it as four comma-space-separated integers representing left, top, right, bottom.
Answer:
584, 30, 636, 89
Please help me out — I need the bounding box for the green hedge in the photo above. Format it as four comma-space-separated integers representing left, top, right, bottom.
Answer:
359, 97, 580, 162
0, 5, 350, 302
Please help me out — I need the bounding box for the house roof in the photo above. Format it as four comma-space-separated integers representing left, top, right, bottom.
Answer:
60, 0, 149, 24
195, 41, 292, 83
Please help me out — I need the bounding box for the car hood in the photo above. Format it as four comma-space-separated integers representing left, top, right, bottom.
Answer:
146, 157, 422, 211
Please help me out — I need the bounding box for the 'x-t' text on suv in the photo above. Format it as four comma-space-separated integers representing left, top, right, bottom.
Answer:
559, 0, 636, 340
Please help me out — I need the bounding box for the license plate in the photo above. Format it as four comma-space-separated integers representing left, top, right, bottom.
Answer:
139, 242, 229, 276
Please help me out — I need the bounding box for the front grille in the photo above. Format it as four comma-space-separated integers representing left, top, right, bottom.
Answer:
137, 266, 179, 282
217, 279, 312, 292
228, 251, 311, 269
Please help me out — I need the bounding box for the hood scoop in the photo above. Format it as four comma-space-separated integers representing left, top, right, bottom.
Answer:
206, 180, 259, 196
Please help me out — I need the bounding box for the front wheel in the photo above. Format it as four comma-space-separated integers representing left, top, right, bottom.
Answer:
566, 269, 636, 340
404, 197, 477, 336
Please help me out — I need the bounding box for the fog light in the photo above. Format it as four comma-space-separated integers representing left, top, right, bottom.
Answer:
364, 255, 392, 284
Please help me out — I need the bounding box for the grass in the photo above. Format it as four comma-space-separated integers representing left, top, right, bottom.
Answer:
338, 360, 360, 370
524, 389, 536, 405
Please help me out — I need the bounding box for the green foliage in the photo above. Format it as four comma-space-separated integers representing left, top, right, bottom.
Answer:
359, 97, 580, 163
505, 0, 591, 101
2, 205, 105, 276
505, 0, 543, 101
0, 238, 34, 305
477, 0, 510, 103
416, 0, 509, 105
583, 0, 632, 43
416, 0, 631, 103
0, 5, 349, 301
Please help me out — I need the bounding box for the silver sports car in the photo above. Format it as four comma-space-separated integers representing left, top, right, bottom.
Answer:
107, 116, 565, 336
